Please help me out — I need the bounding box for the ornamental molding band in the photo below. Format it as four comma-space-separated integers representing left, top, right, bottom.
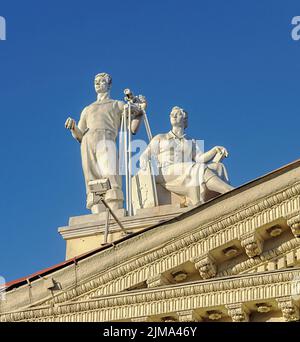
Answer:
2, 156, 300, 322
1, 269, 300, 322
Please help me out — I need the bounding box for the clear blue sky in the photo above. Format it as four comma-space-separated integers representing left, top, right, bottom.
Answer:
1, 0, 300, 282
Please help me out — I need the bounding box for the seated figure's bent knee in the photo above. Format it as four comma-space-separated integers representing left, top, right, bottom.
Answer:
207, 162, 229, 182
205, 174, 234, 194
203, 167, 218, 183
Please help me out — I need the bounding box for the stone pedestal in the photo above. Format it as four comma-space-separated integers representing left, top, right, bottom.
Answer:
59, 205, 189, 260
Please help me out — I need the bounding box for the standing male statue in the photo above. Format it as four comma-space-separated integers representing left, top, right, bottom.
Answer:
139, 106, 234, 206
65, 73, 145, 213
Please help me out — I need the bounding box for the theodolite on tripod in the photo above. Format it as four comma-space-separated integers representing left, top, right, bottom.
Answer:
121, 88, 158, 216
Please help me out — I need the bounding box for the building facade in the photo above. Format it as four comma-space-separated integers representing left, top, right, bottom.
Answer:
1, 160, 300, 322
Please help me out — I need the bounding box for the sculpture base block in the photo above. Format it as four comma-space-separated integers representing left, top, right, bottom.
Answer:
59, 205, 189, 260
69, 209, 126, 226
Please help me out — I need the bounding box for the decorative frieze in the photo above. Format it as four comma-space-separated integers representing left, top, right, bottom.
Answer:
241, 231, 264, 258
192, 254, 217, 279
277, 297, 300, 322
226, 303, 249, 322
1, 269, 299, 322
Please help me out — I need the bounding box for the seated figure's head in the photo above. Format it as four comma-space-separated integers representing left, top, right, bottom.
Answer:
170, 106, 188, 129
94, 73, 112, 94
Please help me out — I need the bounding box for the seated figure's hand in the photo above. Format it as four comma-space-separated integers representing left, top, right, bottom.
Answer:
214, 146, 228, 158
65, 117, 76, 130
211, 146, 229, 163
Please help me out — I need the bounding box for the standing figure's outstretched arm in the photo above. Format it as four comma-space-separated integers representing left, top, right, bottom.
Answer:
65, 107, 87, 143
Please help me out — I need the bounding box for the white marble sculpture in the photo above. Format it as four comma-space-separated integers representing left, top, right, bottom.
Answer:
65, 73, 145, 213
139, 106, 234, 206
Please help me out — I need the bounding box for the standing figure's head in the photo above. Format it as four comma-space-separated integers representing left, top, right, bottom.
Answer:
94, 72, 112, 94
170, 106, 188, 129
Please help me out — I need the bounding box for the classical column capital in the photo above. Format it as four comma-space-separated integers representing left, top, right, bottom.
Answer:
277, 297, 300, 322
226, 303, 250, 322
287, 214, 300, 237
241, 231, 264, 258
192, 254, 217, 279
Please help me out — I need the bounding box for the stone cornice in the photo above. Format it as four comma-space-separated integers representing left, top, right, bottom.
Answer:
55, 182, 300, 303
220, 238, 300, 276
2, 172, 300, 313
1, 268, 300, 322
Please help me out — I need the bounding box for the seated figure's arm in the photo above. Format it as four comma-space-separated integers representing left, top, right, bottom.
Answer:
194, 143, 228, 164
194, 140, 214, 163
65, 107, 87, 143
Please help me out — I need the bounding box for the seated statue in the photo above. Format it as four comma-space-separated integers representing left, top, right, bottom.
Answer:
137, 106, 234, 208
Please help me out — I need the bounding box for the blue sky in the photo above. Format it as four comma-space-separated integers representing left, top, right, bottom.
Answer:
0, 0, 300, 282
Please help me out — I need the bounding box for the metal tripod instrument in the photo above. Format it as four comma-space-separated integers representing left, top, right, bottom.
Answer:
121, 89, 158, 216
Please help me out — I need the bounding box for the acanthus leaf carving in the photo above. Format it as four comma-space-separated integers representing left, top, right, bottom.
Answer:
241, 231, 264, 258
287, 214, 300, 238
277, 297, 300, 322
226, 303, 250, 322
192, 254, 217, 279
